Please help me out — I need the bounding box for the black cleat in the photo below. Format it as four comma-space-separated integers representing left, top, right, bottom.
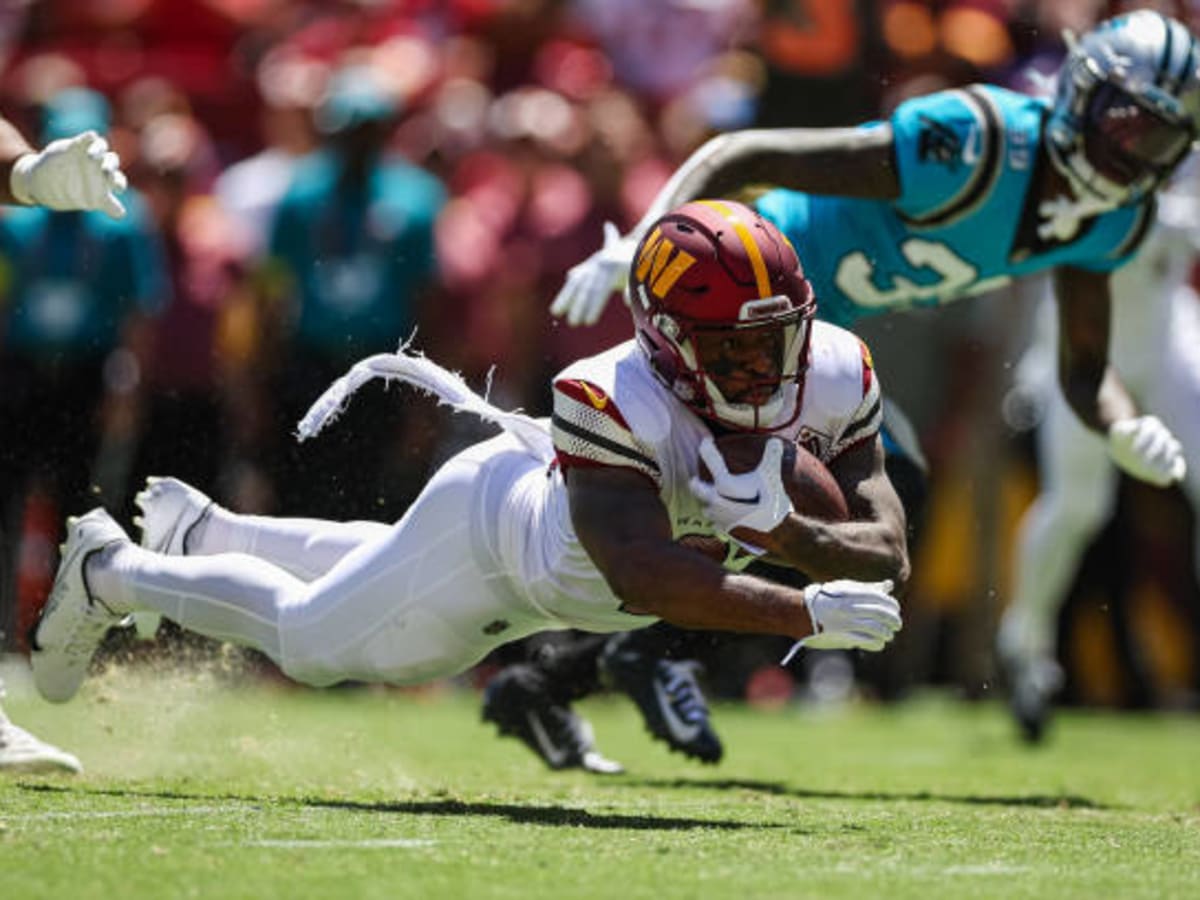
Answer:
600, 637, 723, 764
1001, 652, 1063, 744
482, 665, 623, 774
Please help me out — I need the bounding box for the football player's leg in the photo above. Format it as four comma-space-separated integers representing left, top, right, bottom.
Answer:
1001, 392, 1117, 665
1152, 284, 1200, 680
103, 452, 540, 687
187, 510, 390, 582
136, 476, 389, 581
1154, 283, 1200, 578
264, 449, 549, 687
89, 543, 307, 670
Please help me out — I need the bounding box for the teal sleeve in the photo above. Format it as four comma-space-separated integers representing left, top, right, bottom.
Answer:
891, 89, 996, 220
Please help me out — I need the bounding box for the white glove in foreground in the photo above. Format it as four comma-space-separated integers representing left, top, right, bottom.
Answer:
1107, 415, 1186, 487
780, 579, 901, 664
549, 221, 635, 326
10, 131, 127, 219
689, 437, 794, 536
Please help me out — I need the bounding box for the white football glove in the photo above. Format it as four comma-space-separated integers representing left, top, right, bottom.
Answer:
10, 131, 127, 219
1107, 415, 1186, 487
689, 436, 794, 536
780, 579, 901, 664
549, 221, 635, 326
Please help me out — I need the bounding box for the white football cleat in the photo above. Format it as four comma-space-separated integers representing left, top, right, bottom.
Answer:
30, 508, 130, 704
134, 476, 214, 556
0, 710, 82, 774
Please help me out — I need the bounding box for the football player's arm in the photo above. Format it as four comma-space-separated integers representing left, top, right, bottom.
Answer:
1054, 265, 1135, 431
742, 435, 910, 591
1056, 265, 1184, 486
632, 125, 899, 243
567, 465, 820, 639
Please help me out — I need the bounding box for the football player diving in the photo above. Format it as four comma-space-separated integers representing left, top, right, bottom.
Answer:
29, 201, 908, 776
500, 10, 1200, 769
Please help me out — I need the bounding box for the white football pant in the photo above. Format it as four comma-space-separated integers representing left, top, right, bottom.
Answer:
103, 435, 559, 686
1001, 267, 1200, 663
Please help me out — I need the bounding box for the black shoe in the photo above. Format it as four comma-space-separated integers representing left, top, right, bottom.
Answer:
600, 638, 723, 763
1000, 651, 1063, 744
482, 665, 623, 774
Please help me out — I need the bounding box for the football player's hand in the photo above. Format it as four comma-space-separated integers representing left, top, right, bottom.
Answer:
549, 221, 634, 326
780, 579, 901, 663
1108, 415, 1186, 487
10, 131, 127, 219
689, 436, 794, 536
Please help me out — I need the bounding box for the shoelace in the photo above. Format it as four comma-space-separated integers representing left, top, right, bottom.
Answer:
657, 661, 709, 724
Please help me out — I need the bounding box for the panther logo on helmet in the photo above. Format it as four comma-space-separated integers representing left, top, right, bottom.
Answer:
1048, 10, 1200, 205
627, 199, 816, 431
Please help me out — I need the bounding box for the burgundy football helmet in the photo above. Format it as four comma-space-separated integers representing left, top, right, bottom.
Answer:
628, 199, 816, 430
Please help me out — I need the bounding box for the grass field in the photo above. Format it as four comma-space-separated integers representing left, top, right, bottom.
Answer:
1, 656, 1198, 900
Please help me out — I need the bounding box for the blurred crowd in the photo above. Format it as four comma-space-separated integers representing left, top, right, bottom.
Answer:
1, 0, 1197, 713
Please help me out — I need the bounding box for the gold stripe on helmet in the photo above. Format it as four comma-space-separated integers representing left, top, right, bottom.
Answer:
696, 199, 771, 298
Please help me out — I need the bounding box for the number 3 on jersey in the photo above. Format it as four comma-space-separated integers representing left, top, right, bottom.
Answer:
835, 237, 1008, 309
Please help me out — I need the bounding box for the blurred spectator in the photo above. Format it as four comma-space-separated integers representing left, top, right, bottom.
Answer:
129, 111, 240, 498
755, 0, 887, 126
567, 0, 758, 103
256, 61, 446, 520
213, 49, 325, 257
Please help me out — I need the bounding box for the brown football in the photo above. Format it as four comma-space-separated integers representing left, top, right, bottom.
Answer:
698, 433, 850, 523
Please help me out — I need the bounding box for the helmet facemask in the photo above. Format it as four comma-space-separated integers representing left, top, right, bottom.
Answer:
672, 302, 811, 430
635, 284, 814, 431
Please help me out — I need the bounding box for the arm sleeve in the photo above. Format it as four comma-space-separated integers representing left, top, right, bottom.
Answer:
828, 339, 883, 460
891, 86, 1006, 224
551, 378, 662, 486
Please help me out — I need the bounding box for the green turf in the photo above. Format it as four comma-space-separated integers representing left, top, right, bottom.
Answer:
1, 657, 1198, 900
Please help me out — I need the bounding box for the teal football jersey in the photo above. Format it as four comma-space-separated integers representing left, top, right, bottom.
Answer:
755, 84, 1155, 327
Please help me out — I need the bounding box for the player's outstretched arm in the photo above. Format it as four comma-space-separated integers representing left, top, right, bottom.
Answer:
550, 124, 899, 325
653, 124, 900, 216
0, 114, 126, 218
1056, 265, 1186, 486
567, 465, 900, 650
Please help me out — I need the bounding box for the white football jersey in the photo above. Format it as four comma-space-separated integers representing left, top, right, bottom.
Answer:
491, 323, 882, 632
